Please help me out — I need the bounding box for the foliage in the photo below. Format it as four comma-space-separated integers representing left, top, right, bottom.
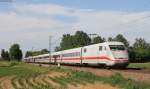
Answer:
41, 49, 49, 53
25, 49, 49, 57
25, 51, 32, 57
74, 31, 91, 47
60, 34, 75, 50
1, 49, 10, 61
55, 46, 61, 52
129, 38, 150, 62
107, 34, 129, 47
48, 67, 150, 89
133, 38, 149, 48
108, 37, 114, 41
9, 44, 22, 61
5, 51, 10, 60
57, 32, 131, 51
114, 34, 129, 47
1, 49, 5, 59
99, 73, 150, 89
93, 36, 105, 44
128, 47, 136, 62
55, 31, 150, 63
57, 31, 91, 51
0, 62, 49, 78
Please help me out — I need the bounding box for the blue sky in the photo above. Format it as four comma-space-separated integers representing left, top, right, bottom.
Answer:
1, 0, 150, 11
13, 0, 150, 11
0, 0, 150, 54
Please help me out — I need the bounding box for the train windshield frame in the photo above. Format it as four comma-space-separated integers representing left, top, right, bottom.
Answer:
109, 45, 125, 51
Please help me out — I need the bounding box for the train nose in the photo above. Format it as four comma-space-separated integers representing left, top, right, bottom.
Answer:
112, 51, 129, 60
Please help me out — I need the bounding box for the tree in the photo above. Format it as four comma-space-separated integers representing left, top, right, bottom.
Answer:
1, 49, 10, 61
41, 49, 49, 54
25, 51, 32, 57
1, 49, 5, 60
56, 31, 91, 51
114, 34, 129, 47
132, 38, 150, 62
93, 36, 105, 44
108, 37, 114, 41
55, 46, 61, 52
5, 51, 10, 61
60, 34, 75, 50
25, 49, 49, 57
9, 44, 23, 61
74, 31, 91, 47
133, 38, 149, 49
128, 47, 136, 62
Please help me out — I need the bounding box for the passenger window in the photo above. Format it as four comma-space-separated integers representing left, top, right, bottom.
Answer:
84, 48, 87, 53
99, 46, 102, 51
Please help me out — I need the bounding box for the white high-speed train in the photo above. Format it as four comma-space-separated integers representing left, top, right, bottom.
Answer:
24, 42, 129, 68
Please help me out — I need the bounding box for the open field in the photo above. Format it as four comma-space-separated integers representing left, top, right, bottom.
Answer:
0, 61, 150, 89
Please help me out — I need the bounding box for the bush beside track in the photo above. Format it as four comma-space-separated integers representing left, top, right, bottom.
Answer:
0, 61, 150, 89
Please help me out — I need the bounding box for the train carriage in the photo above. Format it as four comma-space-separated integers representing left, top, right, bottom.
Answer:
61, 48, 82, 64
25, 42, 129, 68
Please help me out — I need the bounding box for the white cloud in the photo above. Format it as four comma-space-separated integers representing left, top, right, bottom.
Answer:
14, 4, 74, 16
0, 12, 67, 32
0, 3, 150, 54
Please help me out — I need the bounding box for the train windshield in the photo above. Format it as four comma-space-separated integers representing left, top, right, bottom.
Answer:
109, 45, 128, 59
109, 45, 125, 51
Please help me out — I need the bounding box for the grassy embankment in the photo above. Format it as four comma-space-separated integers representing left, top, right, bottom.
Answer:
0, 61, 150, 89
128, 62, 150, 69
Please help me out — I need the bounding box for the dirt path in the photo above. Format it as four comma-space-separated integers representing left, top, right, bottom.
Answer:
0, 75, 120, 89
0, 77, 14, 89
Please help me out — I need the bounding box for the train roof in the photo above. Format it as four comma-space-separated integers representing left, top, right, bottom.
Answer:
24, 41, 124, 59
102, 41, 124, 45
82, 41, 124, 48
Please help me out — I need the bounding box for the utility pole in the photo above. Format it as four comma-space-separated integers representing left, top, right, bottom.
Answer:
49, 36, 52, 64
31, 47, 34, 63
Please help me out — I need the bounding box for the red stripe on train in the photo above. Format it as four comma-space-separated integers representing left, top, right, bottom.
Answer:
62, 56, 128, 62
113, 59, 128, 62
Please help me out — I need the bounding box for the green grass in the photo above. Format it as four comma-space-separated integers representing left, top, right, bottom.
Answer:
0, 61, 150, 89
99, 73, 150, 89
0, 61, 49, 78
128, 62, 150, 69
49, 67, 150, 89
0, 61, 11, 67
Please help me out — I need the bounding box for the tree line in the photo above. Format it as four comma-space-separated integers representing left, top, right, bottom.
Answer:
1, 44, 23, 61
1, 31, 149, 63
1, 44, 49, 61
25, 49, 49, 57
55, 31, 150, 63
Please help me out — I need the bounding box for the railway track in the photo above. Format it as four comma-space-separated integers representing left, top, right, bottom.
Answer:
30, 63, 150, 83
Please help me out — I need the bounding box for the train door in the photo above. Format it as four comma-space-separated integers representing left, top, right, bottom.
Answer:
98, 45, 108, 64
60, 52, 63, 63
99, 46, 103, 56
103, 46, 110, 64
80, 48, 83, 65
53, 55, 60, 64
103, 46, 107, 56
82, 47, 87, 63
